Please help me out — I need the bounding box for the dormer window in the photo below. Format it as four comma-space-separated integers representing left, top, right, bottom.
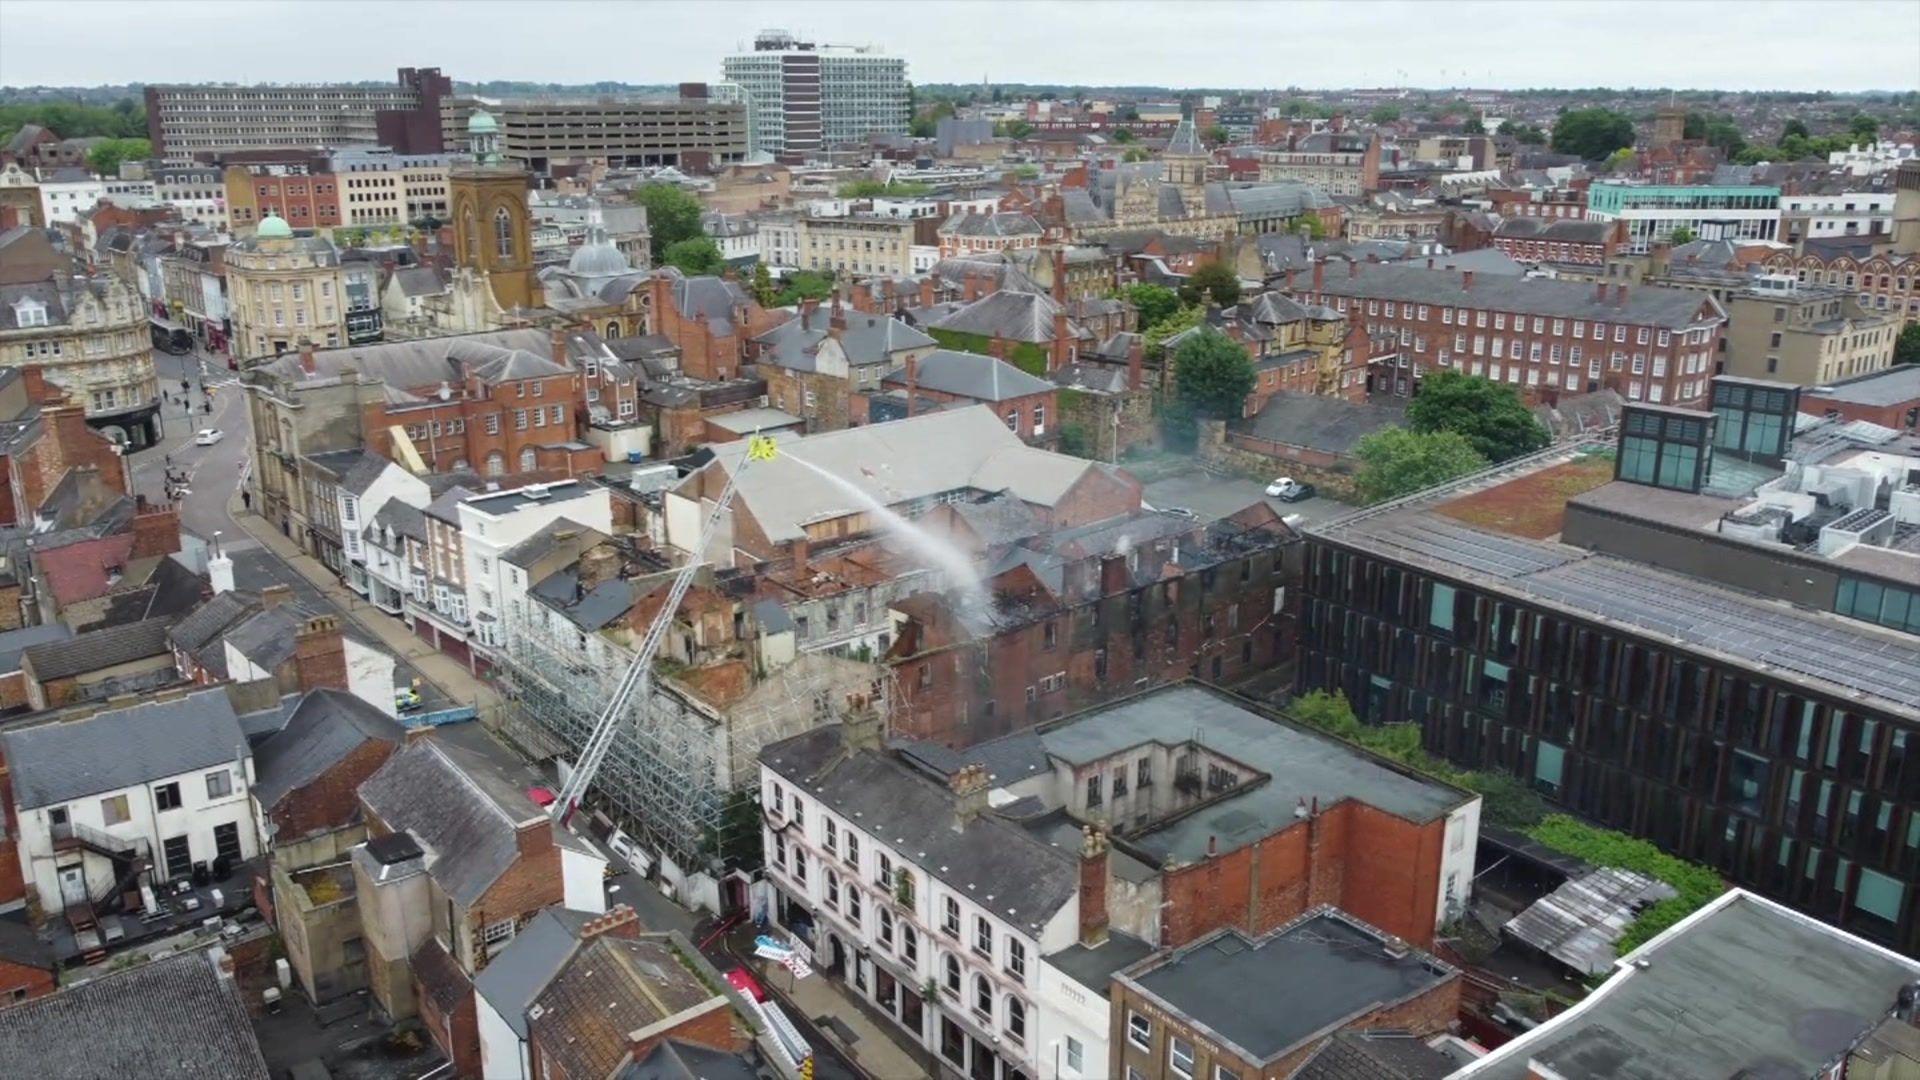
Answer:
11, 298, 48, 328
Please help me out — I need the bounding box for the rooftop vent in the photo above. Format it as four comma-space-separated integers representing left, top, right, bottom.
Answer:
1819, 507, 1895, 556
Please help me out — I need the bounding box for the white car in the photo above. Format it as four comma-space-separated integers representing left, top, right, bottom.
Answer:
193, 428, 224, 446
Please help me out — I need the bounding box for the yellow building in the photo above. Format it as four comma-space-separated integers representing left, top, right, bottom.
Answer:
226, 214, 350, 362
448, 109, 538, 312
0, 258, 160, 447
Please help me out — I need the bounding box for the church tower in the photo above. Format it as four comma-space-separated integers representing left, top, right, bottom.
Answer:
1163, 105, 1209, 204
448, 108, 538, 313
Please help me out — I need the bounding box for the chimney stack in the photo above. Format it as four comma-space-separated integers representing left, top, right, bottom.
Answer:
1050, 309, 1073, 372
1613, 283, 1629, 307
1312, 260, 1325, 292
293, 615, 348, 694
577, 545, 620, 592
1127, 334, 1144, 392
799, 298, 817, 331
550, 324, 570, 367
298, 341, 317, 375
839, 693, 885, 753
261, 584, 293, 610
1462, 270, 1475, 290
964, 271, 982, 302
1078, 825, 1110, 947
577, 904, 641, 941
919, 277, 936, 309
1284, 268, 1298, 292
949, 763, 989, 829
1051, 247, 1068, 303
1595, 281, 1608, 303
1347, 260, 1358, 278
905, 354, 920, 417
830, 288, 847, 330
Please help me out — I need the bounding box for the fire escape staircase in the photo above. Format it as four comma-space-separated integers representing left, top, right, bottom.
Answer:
52, 821, 153, 955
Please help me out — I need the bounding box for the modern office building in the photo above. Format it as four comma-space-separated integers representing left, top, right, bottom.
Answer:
145, 67, 452, 156
1296, 378, 1920, 955
1584, 183, 1781, 253
437, 97, 747, 175
721, 29, 908, 160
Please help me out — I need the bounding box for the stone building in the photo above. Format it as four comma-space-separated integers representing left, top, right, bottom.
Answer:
0, 241, 160, 448
225, 214, 350, 363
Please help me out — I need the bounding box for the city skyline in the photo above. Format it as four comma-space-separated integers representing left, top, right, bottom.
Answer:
1, 0, 1917, 93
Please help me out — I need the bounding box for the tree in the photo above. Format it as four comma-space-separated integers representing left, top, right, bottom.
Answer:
86, 137, 150, 178
1292, 213, 1326, 240
1462, 115, 1486, 135
1406, 370, 1551, 463
1895, 323, 1920, 366
1143, 304, 1204, 353
1682, 112, 1708, 141
1181, 262, 1241, 308
1122, 283, 1181, 329
1550, 107, 1636, 161
1122, 147, 1150, 162
633, 184, 703, 264
1781, 117, 1811, 141
1605, 147, 1637, 173
1172, 327, 1256, 419
837, 179, 932, 198
772, 270, 834, 308
1111, 128, 1137, 144
1668, 226, 1697, 245
1001, 119, 1034, 140
1354, 428, 1488, 503
1849, 113, 1879, 143
663, 237, 724, 276
1703, 119, 1745, 159
1367, 105, 1401, 124
1204, 125, 1229, 145
750, 262, 777, 307
1506, 122, 1547, 146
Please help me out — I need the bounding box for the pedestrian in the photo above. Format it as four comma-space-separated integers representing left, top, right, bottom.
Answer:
242, 490, 252, 511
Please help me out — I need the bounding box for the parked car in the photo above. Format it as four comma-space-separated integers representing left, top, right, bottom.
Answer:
193, 428, 224, 446
1264, 477, 1315, 502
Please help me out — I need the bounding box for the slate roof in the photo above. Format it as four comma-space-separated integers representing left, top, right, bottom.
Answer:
252, 689, 405, 812
368, 499, 428, 544
1, 688, 244, 808
1165, 116, 1205, 156
1495, 217, 1614, 243
931, 289, 1081, 343
0, 622, 71, 673
762, 726, 1080, 931
451, 339, 573, 382
661, 269, 752, 332
1307, 263, 1722, 329
753, 309, 934, 370
938, 211, 1042, 238
0, 950, 269, 1079
168, 590, 261, 661
36, 532, 136, 607
620, 1041, 761, 1080
248, 328, 547, 388
1292, 1032, 1457, 1080
472, 907, 595, 1038
883, 349, 1053, 402
225, 603, 315, 672
1238, 392, 1406, 456
1806, 363, 1920, 408
357, 737, 548, 906
530, 566, 640, 632
1204, 181, 1334, 218
0, 917, 52, 970
21, 616, 172, 681
529, 937, 721, 1080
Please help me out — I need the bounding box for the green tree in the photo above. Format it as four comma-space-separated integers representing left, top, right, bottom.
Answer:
836, 179, 932, 198
1895, 323, 1920, 366
1781, 117, 1811, 141
662, 236, 724, 276
1703, 119, 1745, 159
1367, 105, 1401, 124
1550, 107, 1636, 161
1682, 112, 1708, 141
1203, 125, 1229, 145
1669, 226, 1697, 245
1122, 283, 1181, 329
1505, 122, 1547, 146
1406, 370, 1551, 463
750, 262, 776, 307
1462, 115, 1486, 135
1181, 262, 1241, 308
1001, 119, 1034, 139
1605, 147, 1637, 172
1292, 214, 1326, 240
1111, 128, 1137, 144
1849, 113, 1879, 142
86, 137, 150, 178
1172, 327, 1256, 419
909, 114, 936, 138
772, 270, 834, 308
633, 184, 703, 264
1122, 147, 1150, 162
1143, 304, 1204, 353
1353, 428, 1488, 503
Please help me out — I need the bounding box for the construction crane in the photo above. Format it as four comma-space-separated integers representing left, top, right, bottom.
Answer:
548, 433, 779, 825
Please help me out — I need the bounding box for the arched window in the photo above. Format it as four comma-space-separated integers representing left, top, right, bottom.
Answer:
942, 954, 960, 995
973, 974, 992, 1018
484, 451, 505, 477
605, 320, 620, 339
495, 207, 514, 260
518, 446, 536, 472
1005, 998, 1026, 1045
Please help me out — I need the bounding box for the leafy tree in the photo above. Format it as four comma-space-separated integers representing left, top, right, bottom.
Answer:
836, 179, 932, 198
999, 119, 1034, 140
1122, 147, 1150, 162
909, 114, 936, 138
86, 137, 150, 178
0, 99, 147, 143
1143, 304, 1203, 353
1353, 428, 1488, 503
1462, 115, 1485, 135
1550, 107, 1636, 161
1895, 323, 1920, 366
1781, 117, 1811, 141
1849, 113, 1879, 142
772, 270, 833, 308
750, 262, 776, 307
1605, 147, 1637, 172
1505, 122, 1547, 145
1703, 119, 1745, 159
633, 184, 703, 264
1010, 164, 1040, 180
1203, 125, 1229, 145
1122, 283, 1181, 329
1668, 226, 1697, 245
1292, 213, 1326, 240
1111, 128, 1137, 144
663, 237, 724, 276
1172, 326, 1256, 419
1406, 370, 1551, 463
1367, 105, 1401, 124
1682, 112, 1708, 141
1181, 262, 1241, 308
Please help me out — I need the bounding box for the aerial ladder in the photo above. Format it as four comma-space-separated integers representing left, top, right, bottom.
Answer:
547, 433, 780, 826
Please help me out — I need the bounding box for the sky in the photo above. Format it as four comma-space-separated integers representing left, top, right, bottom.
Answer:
1, 0, 1916, 93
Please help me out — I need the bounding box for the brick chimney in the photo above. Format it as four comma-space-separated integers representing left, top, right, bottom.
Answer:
261, 584, 293, 610
1078, 825, 1110, 946
799, 298, 817, 331
577, 545, 620, 592
829, 289, 847, 330
19, 366, 57, 405
882, 279, 897, 313
905, 354, 919, 417
840, 693, 885, 753
293, 615, 348, 693
1284, 268, 1298, 292
790, 533, 809, 569
578, 903, 642, 941
298, 341, 317, 375
1050, 309, 1073, 372
1462, 270, 1475, 291
1127, 334, 1145, 391
1100, 553, 1129, 594
131, 500, 181, 559
964, 271, 982, 302
1347, 260, 1358, 278
949, 763, 989, 830
1312, 260, 1325, 292
1595, 281, 1608, 303
989, 337, 1009, 361
1051, 247, 1068, 303
1613, 283, 1629, 307
918, 277, 936, 308
550, 325, 570, 367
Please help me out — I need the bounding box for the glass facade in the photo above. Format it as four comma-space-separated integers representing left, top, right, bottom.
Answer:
1297, 539, 1920, 955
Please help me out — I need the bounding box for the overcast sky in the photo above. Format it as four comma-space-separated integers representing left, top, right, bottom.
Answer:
2, 0, 1916, 92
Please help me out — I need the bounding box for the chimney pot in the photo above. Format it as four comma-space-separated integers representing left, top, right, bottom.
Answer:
1462, 270, 1475, 290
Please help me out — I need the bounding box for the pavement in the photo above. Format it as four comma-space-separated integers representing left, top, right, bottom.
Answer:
1142, 467, 1354, 527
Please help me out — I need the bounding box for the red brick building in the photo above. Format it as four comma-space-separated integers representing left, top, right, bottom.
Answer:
527, 926, 746, 1080
1492, 217, 1627, 268
647, 269, 788, 382
0, 367, 130, 529
1487, 186, 1588, 221
0, 921, 56, 1003
251, 171, 343, 231
879, 348, 1059, 443
1799, 365, 1920, 430
1286, 261, 1727, 407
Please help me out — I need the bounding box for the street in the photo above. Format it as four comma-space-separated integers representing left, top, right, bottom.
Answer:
129, 341, 247, 543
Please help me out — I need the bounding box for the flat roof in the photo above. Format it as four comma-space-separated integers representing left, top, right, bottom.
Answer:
1456, 890, 1920, 1080
1124, 910, 1455, 1064
1315, 450, 1920, 721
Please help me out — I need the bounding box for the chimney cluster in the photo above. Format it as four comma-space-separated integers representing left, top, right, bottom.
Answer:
578, 903, 642, 941
949, 763, 989, 829
839, 693, 885, 753
550, 324, 571, 367
293, 614, 348, 694
1127, 334, 1145, 392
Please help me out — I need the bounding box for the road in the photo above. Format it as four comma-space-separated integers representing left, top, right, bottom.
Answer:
129, 341, 247, 544
1142, 468, 1355, 528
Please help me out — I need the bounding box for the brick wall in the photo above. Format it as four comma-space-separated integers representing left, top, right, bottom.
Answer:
0, 956, 56, 1002
0, 752, 24, 910
267, 739, 398, 846
416, 977, 480, 1078
628, 1000, 745, 1064
130, 501, 182, 559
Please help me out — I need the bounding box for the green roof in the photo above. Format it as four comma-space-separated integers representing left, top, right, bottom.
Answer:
255, 213, 292, 239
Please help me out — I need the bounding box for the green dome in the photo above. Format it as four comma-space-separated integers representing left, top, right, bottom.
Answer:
256, 213, 292, 239
467, 108, 499, 135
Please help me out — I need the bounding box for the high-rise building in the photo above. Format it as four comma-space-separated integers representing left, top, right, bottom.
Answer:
145, 67, 452, 156
721, 29, 908, 160
436, 95, 747, 176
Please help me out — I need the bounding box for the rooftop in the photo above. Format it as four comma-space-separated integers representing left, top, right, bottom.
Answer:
1302, 263, 1722, 329
357, 737, 548, 906
1, 688, 244, 808
1120, 908, 1456, 1065
1456, 889, 1920, 1080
